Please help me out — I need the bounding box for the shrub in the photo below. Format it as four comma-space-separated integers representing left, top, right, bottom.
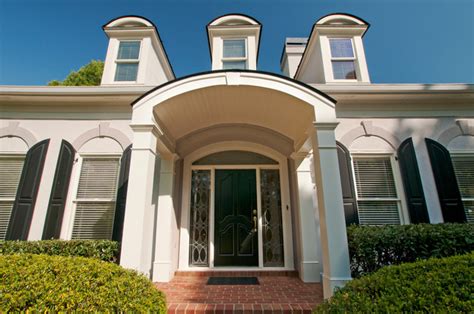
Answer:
348, 223, 474, 277
315, 252, 474, 313
0, 254, 167, 312
0, 240, 119, 262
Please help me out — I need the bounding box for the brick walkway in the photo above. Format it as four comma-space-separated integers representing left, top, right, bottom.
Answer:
155, 271, 323, 313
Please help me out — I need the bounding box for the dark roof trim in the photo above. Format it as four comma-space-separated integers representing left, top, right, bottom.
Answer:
294, 13, 370, 80
206, 13, 263, 69
102, 15, 175, 79
206, 13, 262, 27
130, 69, 337, 107
316, 12, 370, 27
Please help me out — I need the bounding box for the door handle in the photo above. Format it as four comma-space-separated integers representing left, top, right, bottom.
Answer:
252, 209, 257, 232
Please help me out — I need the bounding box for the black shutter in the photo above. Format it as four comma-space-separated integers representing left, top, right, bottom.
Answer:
425, 138, 466, 222
6, 139, 50, 240
112, 144, 132, 242
336, 142, 359, 225
42, 140, 75, 239
397, 138, 430, 223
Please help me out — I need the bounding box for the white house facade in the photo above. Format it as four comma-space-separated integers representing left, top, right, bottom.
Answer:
1, 14, 473, 298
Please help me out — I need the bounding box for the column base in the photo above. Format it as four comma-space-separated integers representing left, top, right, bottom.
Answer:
299, 261, 322, 282
322, 274, 352, 299
152, 260, 174, 282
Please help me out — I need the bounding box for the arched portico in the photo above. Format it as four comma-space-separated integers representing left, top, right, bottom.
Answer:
120, 70, 351, 298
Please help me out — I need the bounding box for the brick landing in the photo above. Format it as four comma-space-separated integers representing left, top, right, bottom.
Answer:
155, 271, 323, 313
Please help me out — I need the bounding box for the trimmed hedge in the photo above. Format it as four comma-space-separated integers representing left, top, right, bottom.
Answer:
348, 223, 474, 277
0, 254, 166, 312
0, 240, 119, 262
315, 252, 474, 313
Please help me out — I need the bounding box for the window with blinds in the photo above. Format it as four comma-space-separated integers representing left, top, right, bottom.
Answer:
72, 157, 120, 239
451, 154, 474, 223
0, 156, 25, 240
353, 157, 401, 225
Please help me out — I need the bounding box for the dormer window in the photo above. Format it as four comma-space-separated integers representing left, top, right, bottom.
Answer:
222, 39, 247, 70
114, 41, 141, 81
329, 38, 356, 80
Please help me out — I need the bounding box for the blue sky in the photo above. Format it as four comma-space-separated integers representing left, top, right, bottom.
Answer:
0, 0, 473, 85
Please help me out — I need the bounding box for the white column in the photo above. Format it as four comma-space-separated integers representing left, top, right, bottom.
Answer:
28, 138, 61, 240
312, 122, 351, 298
120, 125, 159, 276
412, 135, 443, 223
296, 156, 322, 282
152, 157, 178, 282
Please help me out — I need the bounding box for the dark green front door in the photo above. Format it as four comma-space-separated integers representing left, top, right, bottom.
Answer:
214, 169, 258, 266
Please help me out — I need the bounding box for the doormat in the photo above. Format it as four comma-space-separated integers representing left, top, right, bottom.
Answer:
207, 276, 259, 285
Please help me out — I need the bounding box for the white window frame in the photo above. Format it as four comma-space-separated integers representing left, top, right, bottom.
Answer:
114, 39, 142, 83
66, 153, 121, 240
329, 37, 358, 81
221, 38, 248, 70
449, 150, 474, 222
350, 153, 409, 225
0, 154, 25, 240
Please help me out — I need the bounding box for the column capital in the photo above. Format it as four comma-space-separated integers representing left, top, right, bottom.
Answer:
130, 123, 162, 138
313, 122, 339, 131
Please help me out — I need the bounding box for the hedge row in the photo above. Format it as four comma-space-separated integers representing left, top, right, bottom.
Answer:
0, 240, 119, 262
315, 252, 474, 313
0, 254, 166, 312
347, 223, 474, 277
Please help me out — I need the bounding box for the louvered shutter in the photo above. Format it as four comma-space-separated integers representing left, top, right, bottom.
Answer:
451, 155, 474, 223
0, 156, 25, 240
43, 140, 75, 239
353, 157, 401, 225
7, 139, 49, 240
397, 138, 430, 223
336, 142, 359, 225
72, 157, 120, 239
425, 138, 466, 223
112, 145, 132, 242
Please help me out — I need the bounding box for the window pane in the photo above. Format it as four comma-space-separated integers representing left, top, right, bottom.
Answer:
332, 61, 357, 80
222, 61, 247, 70
193, 151, 278, 165
357, 200, 401, 225
261, 169, 284, 267
115, 63, 139, 81
0, 201, 14, 240
117, 41, 140, 59
72, 202, 115, 239
451, 155, 474, 198
0, 157, 24, 198
223, 39, 246, 58
329, 39, 354, 58
77, 158, 120, 199
189, 170, 211, 266
353, 158, 397, 198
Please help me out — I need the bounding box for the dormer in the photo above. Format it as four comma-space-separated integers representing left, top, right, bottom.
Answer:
100, 16, 174, 86
207, 14, 262, 71
288, 13, 370, 84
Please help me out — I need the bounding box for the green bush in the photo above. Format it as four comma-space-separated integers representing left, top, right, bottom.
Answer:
0, 254, 166, 312
348, 223, 474, 277
0, 240, 119, 262
315, 252, 474, 313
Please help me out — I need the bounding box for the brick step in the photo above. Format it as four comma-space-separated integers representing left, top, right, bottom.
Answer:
174, 270, 299, 278
167, 303, 314, 313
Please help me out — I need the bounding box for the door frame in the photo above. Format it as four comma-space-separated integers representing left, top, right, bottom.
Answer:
178, 141, 294, 270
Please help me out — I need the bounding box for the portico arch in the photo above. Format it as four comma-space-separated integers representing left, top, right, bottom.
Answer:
121, 70, 351, 298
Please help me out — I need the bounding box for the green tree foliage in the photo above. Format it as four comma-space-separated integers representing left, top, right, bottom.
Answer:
48, 60, 104, 86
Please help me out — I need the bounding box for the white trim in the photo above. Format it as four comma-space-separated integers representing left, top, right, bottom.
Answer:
178, 141, 294, 271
